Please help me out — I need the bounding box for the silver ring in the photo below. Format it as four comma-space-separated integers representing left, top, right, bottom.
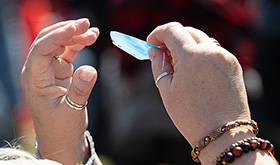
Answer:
210, 37, 221, 46
155, 71, 174, 87
65, 95, 88, 111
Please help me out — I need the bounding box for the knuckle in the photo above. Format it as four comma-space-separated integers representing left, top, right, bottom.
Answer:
212, 48, 242, 73
164, 22, 183, 34
166, 21, 182, 28
72, 85, 87, 98
216, 49, 236, 64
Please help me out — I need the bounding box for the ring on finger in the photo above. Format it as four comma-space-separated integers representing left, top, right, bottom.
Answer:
65, 95, 88, 111
156, 71, 174, 87
210, 37, 221, 46
53, 55, 60, 60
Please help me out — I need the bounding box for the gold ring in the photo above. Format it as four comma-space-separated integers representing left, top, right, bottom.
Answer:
53, 55, 60, 60
155, 71, 174, 87
65, 95, 87, 111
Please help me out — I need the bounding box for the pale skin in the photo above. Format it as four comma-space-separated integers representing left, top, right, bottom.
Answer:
21, 19, 277, 164
147, 22, 277, 164
21, 18, 102, 164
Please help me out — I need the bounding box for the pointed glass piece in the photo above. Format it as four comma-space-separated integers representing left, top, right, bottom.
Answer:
110, 31, 160, 60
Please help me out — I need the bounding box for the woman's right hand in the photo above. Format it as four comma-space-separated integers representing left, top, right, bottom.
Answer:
21, 18, 100, 164
147, 22, 253, 164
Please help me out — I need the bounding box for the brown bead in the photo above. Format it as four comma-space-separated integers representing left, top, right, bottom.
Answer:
230, 144, 236, 150
251, 137, 257, 140
204, 136, 210, 145
232, 146, 243, 158
193, 146, 199, 155
237, 140, 243, 146
250, 139, 259, 150
259, 140, 267, 150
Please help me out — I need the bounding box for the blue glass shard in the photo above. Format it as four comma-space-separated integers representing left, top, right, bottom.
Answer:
110, 31, 160, 60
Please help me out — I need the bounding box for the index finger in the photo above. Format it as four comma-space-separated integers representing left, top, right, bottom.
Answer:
36, 18, 90, 40
147, 22, 196, 58
26, 23, 77, 75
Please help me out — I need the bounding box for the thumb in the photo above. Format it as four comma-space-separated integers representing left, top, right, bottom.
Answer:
67, 65, 97, 109
148, 47, 173, 89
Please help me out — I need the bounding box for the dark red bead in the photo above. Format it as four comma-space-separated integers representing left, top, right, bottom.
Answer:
260, 140, 267, 150
232, 146, 243, 157
241, 142, 251, 153
264, 140, 271, 151
250, 139, 259, 150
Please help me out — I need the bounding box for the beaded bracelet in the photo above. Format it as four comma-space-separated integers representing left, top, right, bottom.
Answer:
213, 137, 278, 165
35, 130, 95, 165
191, 120, 258, 162
85, 130, 95, 165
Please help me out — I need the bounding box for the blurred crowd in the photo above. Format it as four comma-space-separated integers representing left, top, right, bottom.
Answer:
0, 0, 279, 164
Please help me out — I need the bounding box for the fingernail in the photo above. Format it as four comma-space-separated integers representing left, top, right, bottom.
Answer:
76, 18, 89, 24
148, 48, 155, 60
80, 69, 94, 82
92, 27, 100, 34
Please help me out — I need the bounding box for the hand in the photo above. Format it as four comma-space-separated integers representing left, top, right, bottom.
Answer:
21, 18, 99, 164
147, 22, 252, 162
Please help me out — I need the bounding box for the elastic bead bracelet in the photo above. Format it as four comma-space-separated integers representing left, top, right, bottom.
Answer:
213, 137, 278, 165
35, 130, 95, 165
191, 120, 258, 162
85, 130, 95, 165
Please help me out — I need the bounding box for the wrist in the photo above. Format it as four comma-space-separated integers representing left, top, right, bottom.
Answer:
191, 120, 258, 162
35, 130, 93, 164
78, 131, 91, 164
199, 126, 256, 164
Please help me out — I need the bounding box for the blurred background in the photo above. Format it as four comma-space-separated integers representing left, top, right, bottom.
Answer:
0, 0, 279, 164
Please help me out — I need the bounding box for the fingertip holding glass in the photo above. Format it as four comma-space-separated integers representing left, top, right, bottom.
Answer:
110, 31, 160, 60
